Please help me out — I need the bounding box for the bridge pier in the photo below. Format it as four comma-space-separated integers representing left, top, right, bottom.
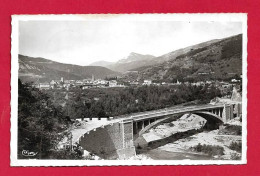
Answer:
235, 103, 242, 117
223, 104, 234, 123
216, 109, 220, 116
137, 121, 142, 131
218, 109, 221, 116
117, 119, 136, 159
144, 120, 149, 127
133, 122, 138, 134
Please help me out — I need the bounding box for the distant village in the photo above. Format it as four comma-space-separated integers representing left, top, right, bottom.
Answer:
33, 74, 242, 96
33, 75, 123, 90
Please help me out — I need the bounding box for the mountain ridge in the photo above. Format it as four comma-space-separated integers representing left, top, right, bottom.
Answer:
106, 52, 156, 72
19, 34, 242, 83
89, 60, 115, 67
120, 34, 242, 82
19, 55, 119, 82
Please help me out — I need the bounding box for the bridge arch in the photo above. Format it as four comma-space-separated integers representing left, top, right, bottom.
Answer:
192, 111, 224, 124
138, 111, 224, 136
192, 111, 224, 130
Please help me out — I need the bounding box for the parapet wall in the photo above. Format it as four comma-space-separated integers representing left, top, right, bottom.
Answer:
79, 121, 136, 159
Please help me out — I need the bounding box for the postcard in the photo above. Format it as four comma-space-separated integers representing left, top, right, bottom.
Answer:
11, 13, 247, 166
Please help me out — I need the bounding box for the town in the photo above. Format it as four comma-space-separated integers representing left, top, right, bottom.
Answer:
34, 75, 242, 97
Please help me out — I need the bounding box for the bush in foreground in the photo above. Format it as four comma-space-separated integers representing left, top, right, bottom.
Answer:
231, 153, 241, 160
218, 124, 242, 135
191, 143, 224, 156
229, 141, 242, 153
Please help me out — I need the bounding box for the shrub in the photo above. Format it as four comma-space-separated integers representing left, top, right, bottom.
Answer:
137, 144, 142, 149
229, 141, 242, 153
167, 123, 174, 127
231, 153, 241, 160
48, 149, 83, 159
191, 143, 224, 156
218, 125, 242, 135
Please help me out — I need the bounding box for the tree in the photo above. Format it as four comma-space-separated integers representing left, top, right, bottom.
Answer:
18, 79, 79, 159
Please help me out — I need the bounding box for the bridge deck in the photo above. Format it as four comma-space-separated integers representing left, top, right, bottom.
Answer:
115, 104, 225, 122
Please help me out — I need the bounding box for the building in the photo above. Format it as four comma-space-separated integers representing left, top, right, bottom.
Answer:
175, 80, 181, 85
81, 84, 97, 89
143, 80, 152, 85
75, 80, 83, 86
231, 79, 240, 83
130, 81, 139, 85
50, 80, 59, 89
109, 80, 117, 87
191, 81, 205, 86
83, 79, 92, 84
38, 83, 50, 89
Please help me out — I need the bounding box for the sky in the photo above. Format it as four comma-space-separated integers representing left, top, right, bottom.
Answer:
19, 17, 242, 66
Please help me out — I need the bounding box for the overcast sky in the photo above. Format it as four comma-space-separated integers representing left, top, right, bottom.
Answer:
19, 19, 242, 65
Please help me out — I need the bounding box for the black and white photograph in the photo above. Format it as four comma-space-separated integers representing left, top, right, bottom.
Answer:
11, 14, 247, 166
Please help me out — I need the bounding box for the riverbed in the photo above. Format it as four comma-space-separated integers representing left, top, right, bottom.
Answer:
136, 115, 242, 160
143, 148, 213, 160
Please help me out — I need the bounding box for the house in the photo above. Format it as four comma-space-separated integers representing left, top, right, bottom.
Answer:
94, 97, 100, 101
75, 80, 83, 86
81, 84, 97, 89
50, 80, 59, 89
83, 79, 92, 84
231, 79, 240, 83
143, 80, 152, 85
109, 80, 117, 87
130, 81, 139, 85
63, 83, 71, 89
94, 79, 108, 85
39, 83, 50, 89
174, 80, 181, 85
191, 81, 205, 86
198, 72, 209, 75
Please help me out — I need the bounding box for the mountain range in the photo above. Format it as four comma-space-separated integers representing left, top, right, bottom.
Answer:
19, 34, 242, 83
89, 60, 114, 67
120, 34, 242, 82
88, 52, 156, 72
18, 55, 118, 83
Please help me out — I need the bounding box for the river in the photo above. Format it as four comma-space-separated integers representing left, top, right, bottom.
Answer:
141, 148, 213, 160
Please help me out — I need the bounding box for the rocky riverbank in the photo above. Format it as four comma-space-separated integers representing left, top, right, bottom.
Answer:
137, 115, 242, 160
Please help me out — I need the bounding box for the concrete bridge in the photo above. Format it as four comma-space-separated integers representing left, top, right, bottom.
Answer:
79, 103, 242, 159
123, 103, 239, 136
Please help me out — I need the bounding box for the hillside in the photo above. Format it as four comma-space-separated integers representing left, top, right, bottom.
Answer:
121, 34, 242, 82
18, 55, 118, 83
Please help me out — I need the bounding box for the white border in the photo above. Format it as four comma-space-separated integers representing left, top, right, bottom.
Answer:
11, 13, 247, 166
